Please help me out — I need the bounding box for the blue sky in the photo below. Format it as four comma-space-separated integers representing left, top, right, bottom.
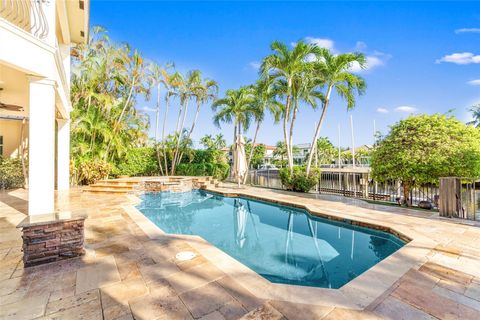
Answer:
90, 1, 480, 148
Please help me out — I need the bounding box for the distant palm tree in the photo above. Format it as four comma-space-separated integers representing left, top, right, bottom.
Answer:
200, 134, 226, 150
212, 87, 256, 145
174, 75, 219, 168
305, 49, 366, 174
171, 70, 202, 174
161, 70, 182, 175
243, 78, 281, 182
261, 41, 321, 172
147, 62, 174, 175
468, 104, 480, 128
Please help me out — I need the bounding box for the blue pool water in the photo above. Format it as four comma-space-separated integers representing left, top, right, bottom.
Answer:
137, 190, 405, 289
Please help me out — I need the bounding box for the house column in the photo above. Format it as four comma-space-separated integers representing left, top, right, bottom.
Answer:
28, 77, 56, 215
56, 118, 70, 191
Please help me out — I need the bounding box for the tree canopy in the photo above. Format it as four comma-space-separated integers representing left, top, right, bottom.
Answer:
371, 114, 480, 200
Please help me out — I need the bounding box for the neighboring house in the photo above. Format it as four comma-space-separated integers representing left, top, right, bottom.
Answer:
260, 144, 276, 165
222, 144, 277, 167
293, 143, 311, 164
0, 0, 89, 215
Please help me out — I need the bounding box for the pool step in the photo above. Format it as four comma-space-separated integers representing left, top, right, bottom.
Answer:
84, 179, 140, 194
83, 187, 132, 194
84, 176, 220, 194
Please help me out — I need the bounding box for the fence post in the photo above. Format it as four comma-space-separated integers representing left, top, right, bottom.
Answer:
267, 168, 270, 188
439, 177, 461, 218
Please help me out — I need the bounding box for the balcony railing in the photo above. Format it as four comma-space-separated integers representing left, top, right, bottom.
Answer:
0, 0, 49, 39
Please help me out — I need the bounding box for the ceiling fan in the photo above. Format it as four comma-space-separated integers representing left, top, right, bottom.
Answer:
0, 101, 24, 112
0, 86, 24, 111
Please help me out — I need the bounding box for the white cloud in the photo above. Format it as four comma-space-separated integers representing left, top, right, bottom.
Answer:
355, 41, 367, 51
467, 79, 480, 86
350, 55, 385, 73
304, 37, 335, 51
141, 106, 156, 113
436, 52, 480, 65
249, 61, 261, 70
395, 106, 418, 113
376, 107, 389, 114
455, 28, 480, 34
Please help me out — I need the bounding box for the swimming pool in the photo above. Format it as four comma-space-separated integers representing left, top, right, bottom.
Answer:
136, 190, 405, 289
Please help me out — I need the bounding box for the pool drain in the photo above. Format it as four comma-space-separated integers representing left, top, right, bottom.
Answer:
175, 251, 196, 261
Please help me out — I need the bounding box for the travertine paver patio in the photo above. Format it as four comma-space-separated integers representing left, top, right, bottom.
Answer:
1, 185, 480, 319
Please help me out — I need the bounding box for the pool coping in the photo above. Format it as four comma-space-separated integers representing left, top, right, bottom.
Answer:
122, 188, 436, 310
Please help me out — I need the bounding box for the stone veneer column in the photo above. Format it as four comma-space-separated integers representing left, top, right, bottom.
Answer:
28, 77, 56, 215
18, 214, 86, 267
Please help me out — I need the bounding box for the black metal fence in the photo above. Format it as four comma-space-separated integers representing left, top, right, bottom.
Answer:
246, 169, 441, 209
318, 171, 440, 208
460, 178, 480, 220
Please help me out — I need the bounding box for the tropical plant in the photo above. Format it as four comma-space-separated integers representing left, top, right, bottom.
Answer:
305, 49, 366, 174
243, 78, 281, 181
279, 166, 320, 192
70, 27, 150, 175
261, 41, 322, 172
371, 114, 480, 206
310, 137, 337, 165
171, 70, 201, 174
174, 73, 219, 171
0, 156, 25, 189
245, 143, 266, 169
71, 159, 111, 185
212, 87, 256, 144
200, 134, 227, 150
112, 147, 159, 177
147, 62, 174, 175
468, 104, 480, 128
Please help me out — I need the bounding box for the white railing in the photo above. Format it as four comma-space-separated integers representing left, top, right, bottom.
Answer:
0, 0, 49, 39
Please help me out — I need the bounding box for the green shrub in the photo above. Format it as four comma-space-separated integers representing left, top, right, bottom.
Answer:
176, 163, 230, 180
72, 159, 111, 185
0, 156, 25, 189
279, 167, 320, 192
112, 147, 159, 177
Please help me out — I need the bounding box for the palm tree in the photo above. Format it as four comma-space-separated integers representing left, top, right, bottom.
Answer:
243, 78, 281, 182
305, 49, 366, 175
212, 87, 256, 146
176, 74, 219, 168
104, 48, 150, 161
468, 104, 480, 127
147, 62, 174, 175
171, 70, 201, 174
160, 70, 182, 175
261, 41, 321, 172
188, 75, 219, 139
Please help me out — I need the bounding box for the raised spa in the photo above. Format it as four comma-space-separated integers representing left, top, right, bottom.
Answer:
137, 190, 405, 289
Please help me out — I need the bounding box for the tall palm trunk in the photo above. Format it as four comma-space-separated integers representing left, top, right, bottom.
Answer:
175, 104, 183, 133
176, 100, 201, 166
283, 83, 294, 173
306, 85, 332, 175
104, 77, 136, 160
162, 95, 170, 175
289, 99, 299, 166
171, 100, 189, 175
243, 120, 261, 184
154, 83, 165, 176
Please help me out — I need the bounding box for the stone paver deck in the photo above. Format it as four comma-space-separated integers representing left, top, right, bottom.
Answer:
1, 184, 480, 319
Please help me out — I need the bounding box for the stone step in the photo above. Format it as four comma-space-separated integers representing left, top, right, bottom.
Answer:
97, 180, 139, 186
89, 184, 136, 190
83, 187, 130, 194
